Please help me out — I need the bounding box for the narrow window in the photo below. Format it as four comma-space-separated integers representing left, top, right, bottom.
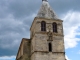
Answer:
52, 22, 57, 33
48, 43, 52, 52
41, 21, 46, 31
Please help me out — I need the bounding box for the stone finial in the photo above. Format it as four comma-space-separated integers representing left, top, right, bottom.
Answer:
42, 0, 48, 2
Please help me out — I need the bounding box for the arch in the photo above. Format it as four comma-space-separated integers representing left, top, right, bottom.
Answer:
52, 22, 57, 33
48, 43, 52, 52
41, 21, 46, 31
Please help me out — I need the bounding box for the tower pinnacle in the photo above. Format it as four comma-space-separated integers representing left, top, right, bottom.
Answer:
37, 0, 58, 19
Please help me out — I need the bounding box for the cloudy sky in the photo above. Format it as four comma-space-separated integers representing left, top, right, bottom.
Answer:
0, 0, 80, 60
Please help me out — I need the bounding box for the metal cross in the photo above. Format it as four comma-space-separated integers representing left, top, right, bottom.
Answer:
42, 0, 48, 2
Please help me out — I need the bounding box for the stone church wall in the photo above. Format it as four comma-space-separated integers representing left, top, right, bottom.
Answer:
32, 52, 65, 60
16, 38, 31, 60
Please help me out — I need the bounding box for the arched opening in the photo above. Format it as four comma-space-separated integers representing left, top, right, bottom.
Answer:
48, 43, 52, 52
41, 21, 46, 31
52, 22, 57, 33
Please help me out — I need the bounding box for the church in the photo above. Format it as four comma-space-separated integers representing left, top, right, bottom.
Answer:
16, 0, 66, 60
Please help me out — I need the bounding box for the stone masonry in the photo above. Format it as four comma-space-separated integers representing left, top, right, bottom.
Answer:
16, 0, 66, 60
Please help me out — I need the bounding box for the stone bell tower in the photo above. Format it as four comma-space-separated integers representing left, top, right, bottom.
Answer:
30, 0, 65, 60
16, 0, 66, 60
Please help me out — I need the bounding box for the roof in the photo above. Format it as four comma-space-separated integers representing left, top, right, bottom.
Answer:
16, 38, 30, 60
36, 0, 59, 19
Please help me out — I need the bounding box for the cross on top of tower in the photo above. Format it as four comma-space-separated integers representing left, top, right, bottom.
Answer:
42, 0, 48, 2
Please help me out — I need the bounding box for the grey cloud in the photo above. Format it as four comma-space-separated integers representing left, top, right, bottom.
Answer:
0, 48, 17, 56
0, 0, 80, 18
49, 0, 80, 16
8, 0, 41, 19
0, 15, 30, 56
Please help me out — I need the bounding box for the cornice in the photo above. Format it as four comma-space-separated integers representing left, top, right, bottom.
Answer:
34, 17, 63, 22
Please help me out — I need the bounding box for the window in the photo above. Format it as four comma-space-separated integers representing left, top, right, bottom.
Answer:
41, 21, 46, 31
48, 43, 52, 52
52, 22, 57, 33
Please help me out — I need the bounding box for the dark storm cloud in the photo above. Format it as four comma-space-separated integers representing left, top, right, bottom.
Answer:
0, 0, 80, 18
0, 17, 30, 56
0, 0, 9, 18
8, 0, 41, 19
0, 15, 32, 56
49, 0, 80, 16
0, 0, 80, 56
0, 48, 17, 56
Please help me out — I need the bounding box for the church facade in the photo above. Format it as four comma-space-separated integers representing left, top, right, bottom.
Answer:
16, 0, 66, 60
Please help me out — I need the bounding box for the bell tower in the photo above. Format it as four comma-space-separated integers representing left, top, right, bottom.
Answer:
30, 0, 65, 60
16, 0, 66, 60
